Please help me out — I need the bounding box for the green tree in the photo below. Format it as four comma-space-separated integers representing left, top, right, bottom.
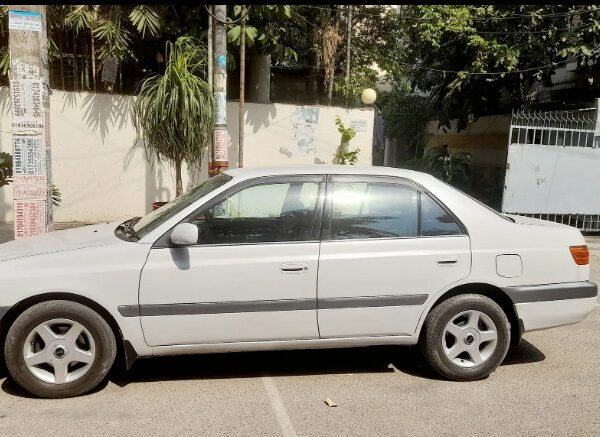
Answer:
380, 5, 600, 129
132, 36, 214, 197
64, 5, 161, 63
227, 5, 297, 64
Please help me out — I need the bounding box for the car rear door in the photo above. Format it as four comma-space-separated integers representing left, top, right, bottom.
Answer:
139, 175, 325, 346
317, 175, 471, 338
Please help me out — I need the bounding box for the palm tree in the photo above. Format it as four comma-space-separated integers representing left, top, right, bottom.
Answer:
132, 36, 214, 197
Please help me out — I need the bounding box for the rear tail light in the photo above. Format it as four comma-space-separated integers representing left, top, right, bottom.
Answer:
569, 245, 589, 265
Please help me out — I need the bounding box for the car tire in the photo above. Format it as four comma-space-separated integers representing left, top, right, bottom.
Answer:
4, 300, 117, 398
420, 294, 511, 381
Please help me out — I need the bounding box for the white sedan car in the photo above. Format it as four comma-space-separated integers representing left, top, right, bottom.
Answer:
0, 166, 596, 398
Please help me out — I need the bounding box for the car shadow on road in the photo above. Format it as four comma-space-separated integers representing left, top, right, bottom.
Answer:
0, 339, 545, 397
109, 339, 545, 388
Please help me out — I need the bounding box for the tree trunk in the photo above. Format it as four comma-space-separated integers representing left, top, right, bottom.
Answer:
326, 7, 341, 105
90, 27, 96, 91
175, 159, 183, 197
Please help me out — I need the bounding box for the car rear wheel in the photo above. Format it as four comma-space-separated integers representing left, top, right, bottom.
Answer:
420, 294, 511, 381
4, 300, 117, 398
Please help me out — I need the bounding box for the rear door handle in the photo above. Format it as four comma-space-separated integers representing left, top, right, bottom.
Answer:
437, 256, 458, 265
280, 263, 309, 273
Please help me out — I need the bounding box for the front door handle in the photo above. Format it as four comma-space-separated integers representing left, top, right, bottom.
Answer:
437, 256, 458, 265
280, 263, 309, 273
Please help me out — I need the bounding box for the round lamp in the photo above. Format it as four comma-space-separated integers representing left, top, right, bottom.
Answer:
361, 88, 377, 105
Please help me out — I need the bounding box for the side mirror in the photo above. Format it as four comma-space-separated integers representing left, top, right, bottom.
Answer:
170, 223, 198, 246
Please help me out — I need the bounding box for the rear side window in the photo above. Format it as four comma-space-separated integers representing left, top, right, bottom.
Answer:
330, 181, 419, 239
420, 193, 462, 236
328, 179, 463, 240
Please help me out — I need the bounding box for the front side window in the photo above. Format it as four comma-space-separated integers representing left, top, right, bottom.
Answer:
189, 180, 321, 244
328, 179, 463, 240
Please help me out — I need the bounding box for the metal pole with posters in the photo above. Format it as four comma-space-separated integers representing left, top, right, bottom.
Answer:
209, 5, 229, 177
8, 6, 53, 239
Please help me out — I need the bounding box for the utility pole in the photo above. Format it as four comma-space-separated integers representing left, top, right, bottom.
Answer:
209, 5, 229, 177
238, 5, 246, 168
207, 5, 214, 171
8, 6, 53, 239
345, 5, 352, 105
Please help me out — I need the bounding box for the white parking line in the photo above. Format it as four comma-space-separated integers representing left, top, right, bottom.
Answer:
261, 376, 298, 437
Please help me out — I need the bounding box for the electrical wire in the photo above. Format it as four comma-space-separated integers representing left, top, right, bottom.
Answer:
352, 43, 600, 76
295, 6, 598, 37
296, 5, 599, 23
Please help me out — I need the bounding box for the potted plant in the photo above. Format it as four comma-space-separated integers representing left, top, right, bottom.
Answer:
133, 36, 214, 209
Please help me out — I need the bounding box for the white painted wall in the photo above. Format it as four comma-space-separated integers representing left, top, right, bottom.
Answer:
0, 88, 373, 222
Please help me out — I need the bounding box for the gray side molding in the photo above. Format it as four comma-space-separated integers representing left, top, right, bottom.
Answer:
117, 294, 429, 318
503, 281, 598, 303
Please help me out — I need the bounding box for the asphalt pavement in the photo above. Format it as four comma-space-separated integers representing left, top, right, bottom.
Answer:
0, 223, 598, 436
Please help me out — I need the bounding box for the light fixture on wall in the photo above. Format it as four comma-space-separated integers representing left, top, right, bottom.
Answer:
361, 88, 377, 105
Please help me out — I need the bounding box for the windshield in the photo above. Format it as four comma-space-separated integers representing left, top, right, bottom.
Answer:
133, 173, 233, 238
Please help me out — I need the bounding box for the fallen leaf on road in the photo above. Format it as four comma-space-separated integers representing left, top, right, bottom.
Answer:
324, 398, 338, 407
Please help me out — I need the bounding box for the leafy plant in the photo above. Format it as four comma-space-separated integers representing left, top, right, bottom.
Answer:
333, 116, 359, 165
50, 185, 62, 207
227, 5, 297, 64
64, 5, 161, 63
402, 145, 472, 190
132, 36, 214, 197
0, 152, 12, 188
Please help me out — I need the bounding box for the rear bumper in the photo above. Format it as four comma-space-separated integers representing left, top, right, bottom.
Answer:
504, 281, 598, 332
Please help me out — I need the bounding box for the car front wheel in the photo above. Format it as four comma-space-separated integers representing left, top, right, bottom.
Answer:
420, 294, 511, 381
4, 300, 117, 398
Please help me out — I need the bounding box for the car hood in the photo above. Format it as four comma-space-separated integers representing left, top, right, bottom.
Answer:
0, 222, 122, 261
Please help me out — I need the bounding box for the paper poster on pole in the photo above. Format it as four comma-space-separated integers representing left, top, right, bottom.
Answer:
215, 91, 227, 125
13, 136, 45, 175
11, 79, 45, 131
8, 10, 42, 32
14, 200, 46, 238
12, 181, 48, 200
214, 129, 229, 162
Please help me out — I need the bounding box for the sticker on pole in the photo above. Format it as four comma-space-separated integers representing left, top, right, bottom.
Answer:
11, 79, 45, 131
215, 91, 227, 125
14, 200, 46, 238
8, 10, 43, 32
214, 129, 229, 162
13, 136, 45, 175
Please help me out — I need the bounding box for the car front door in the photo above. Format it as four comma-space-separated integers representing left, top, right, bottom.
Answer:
139, 175, 325, 347
317, 175, 471, 338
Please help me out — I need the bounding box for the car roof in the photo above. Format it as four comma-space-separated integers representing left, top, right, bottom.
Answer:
224, 165, 429, 181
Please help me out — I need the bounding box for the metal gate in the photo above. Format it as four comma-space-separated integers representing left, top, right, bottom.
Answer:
501, 102, 600, 232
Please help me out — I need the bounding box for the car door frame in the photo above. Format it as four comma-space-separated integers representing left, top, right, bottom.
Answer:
316, 173, 470, 339
136, 174, 327, 346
